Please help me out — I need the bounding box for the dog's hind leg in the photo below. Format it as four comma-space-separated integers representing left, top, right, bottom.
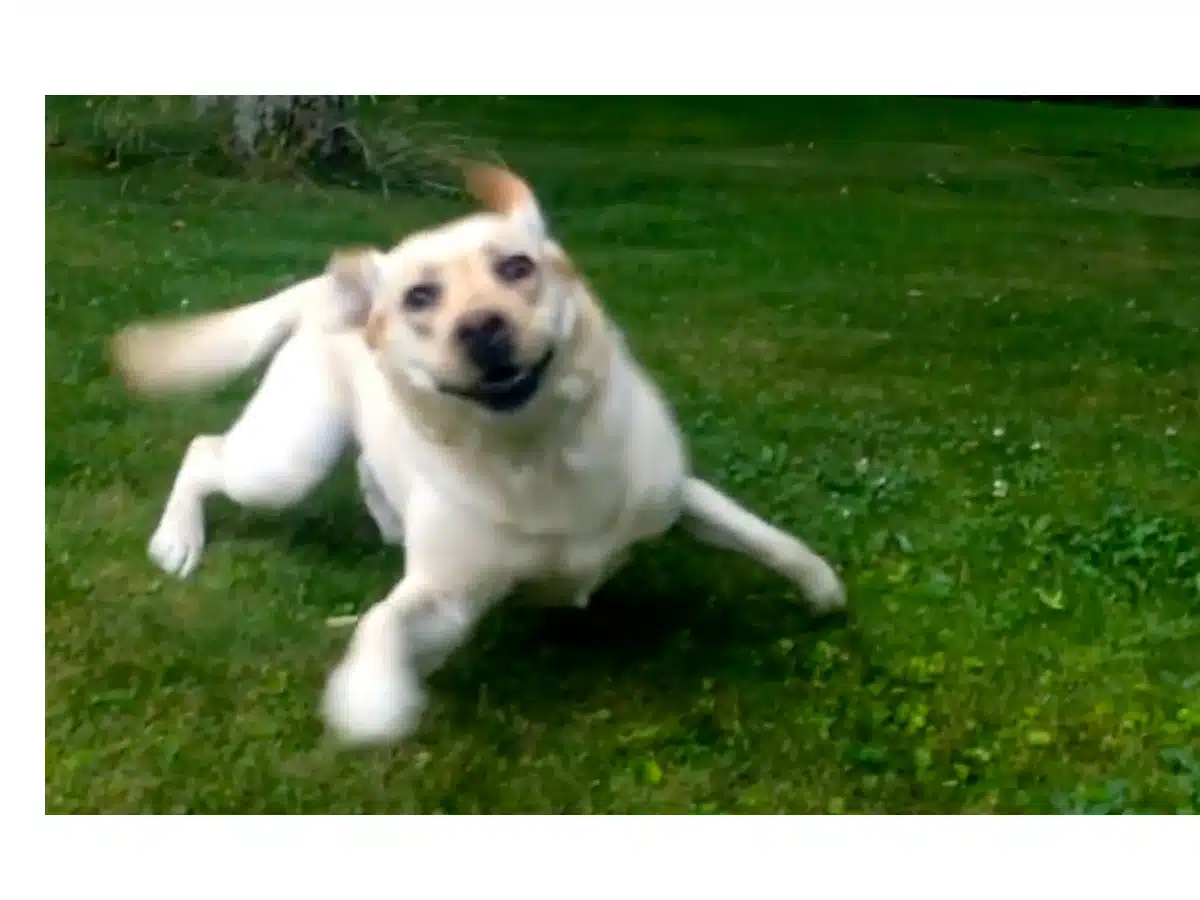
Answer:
148, 332, 351, 579
680, 477, 847, 614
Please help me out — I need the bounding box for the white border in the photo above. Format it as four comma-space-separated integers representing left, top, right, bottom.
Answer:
32, 816, 1200, 894
19, 85, 48, 826
27, 4, 1200, 95
19, 2, 1200, 896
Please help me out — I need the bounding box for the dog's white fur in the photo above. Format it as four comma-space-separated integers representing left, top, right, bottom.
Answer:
111, 165, 846, 746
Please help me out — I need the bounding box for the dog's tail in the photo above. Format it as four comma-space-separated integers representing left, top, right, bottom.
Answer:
109, 251, 374, 397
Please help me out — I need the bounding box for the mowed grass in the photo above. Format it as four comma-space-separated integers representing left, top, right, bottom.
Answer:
45, 98, 1200, 813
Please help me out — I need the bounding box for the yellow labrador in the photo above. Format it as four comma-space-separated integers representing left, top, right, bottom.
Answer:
110, 165, 847, 747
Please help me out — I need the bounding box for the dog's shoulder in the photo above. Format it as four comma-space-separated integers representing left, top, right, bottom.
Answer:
323, 329, 426, 458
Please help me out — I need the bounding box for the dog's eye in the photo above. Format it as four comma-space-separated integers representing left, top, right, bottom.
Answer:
493, 253, 536, 284
402, 282, 441, 311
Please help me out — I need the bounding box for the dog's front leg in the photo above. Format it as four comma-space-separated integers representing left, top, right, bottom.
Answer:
356, 455, 406, 546
680, 477, 847, 614
321, 575, 501, 746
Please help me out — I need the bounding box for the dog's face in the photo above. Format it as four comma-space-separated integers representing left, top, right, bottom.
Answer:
331, 166, 579, 415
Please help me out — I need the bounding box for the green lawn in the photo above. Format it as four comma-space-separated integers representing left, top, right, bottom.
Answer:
45, 97, 1200, 813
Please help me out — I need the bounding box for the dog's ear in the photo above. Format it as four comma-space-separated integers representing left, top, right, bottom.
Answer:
326, 246, 384, 329
462, 163, 547, 238
543, 239, 582, 288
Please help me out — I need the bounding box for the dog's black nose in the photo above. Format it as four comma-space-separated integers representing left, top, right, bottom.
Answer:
455, 310, 516, 375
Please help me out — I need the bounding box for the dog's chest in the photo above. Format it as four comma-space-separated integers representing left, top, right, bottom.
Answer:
516, 522, 632, 607
482, 437, 625, 537
494, 443, 683, 597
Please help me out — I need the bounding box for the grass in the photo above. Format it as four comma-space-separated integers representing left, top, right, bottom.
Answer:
45, 97, 1200, 814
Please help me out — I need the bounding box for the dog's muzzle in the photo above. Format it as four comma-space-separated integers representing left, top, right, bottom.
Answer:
440, 347, 556, 414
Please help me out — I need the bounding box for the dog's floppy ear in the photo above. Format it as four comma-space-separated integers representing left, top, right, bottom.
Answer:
326, 246, 384, 329
463, 163, 547, 238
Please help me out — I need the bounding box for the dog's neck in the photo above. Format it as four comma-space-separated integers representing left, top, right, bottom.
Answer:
379, 287, 616, 457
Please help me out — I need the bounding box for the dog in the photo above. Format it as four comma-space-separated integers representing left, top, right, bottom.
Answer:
109, 164, 847, 747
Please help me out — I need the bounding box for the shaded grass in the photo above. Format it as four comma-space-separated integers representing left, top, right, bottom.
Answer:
45, 97, 1200, 813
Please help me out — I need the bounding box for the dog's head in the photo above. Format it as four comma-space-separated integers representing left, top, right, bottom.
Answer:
331, 165, 584, 416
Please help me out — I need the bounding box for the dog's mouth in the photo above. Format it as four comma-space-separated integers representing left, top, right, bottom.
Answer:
439, 347, 556, 414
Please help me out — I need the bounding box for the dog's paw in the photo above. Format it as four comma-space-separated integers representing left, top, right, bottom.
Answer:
148, 507, 206, 579
322, 654, 426, 747
801, 559, 848, 615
